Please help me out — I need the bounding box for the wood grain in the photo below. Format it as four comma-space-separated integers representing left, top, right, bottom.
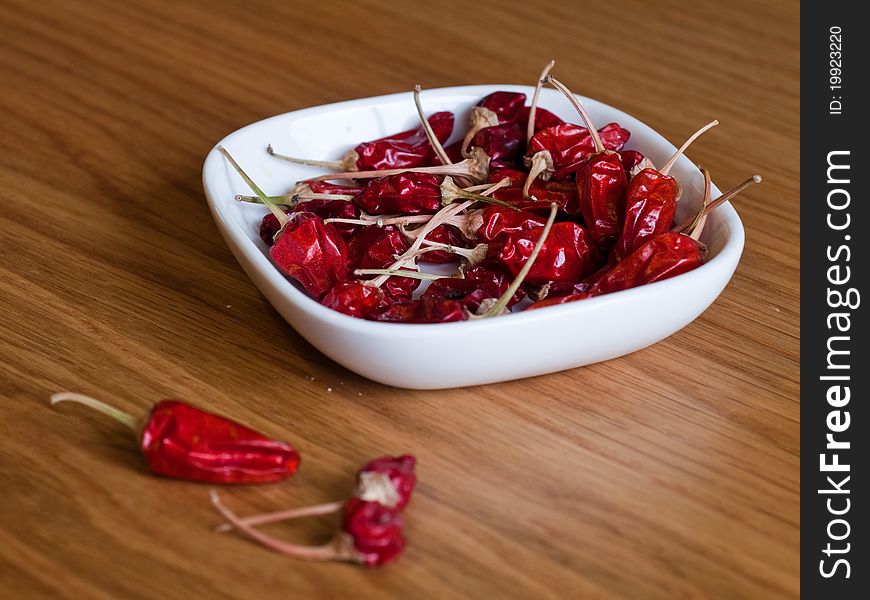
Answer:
0, 0, 799, 598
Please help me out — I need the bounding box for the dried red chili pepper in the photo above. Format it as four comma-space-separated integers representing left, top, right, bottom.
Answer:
414, 224, 468, 263
211, 492, 406, 567
269, 212, 349, 299
310, 146, 491, 186
529, 232, 705, 309
523, 122, 630, 194
618, 150, 649, 179
456, 205, 546, 242
370, 298, 468, 323
613, 120, 718, 260
268, 112, 454, 172
477, 203, 560, 317
464, 260, 527, 307
461, 91, 527, 155
420, 278, 503, 313
485, 168, 577, 211
353, 454, 417, 511
491, 221, 600, 285
259, 199, 360, 245
546, 76, 628, 249
467, 122, 526, 168
321, 280, 384, 318
215, 455, 418, 535
491, 180, 577, 212
356, 172, 444, 215
221, 147, 349, 298
50, 393, 300, 484
347, 225, 419, 303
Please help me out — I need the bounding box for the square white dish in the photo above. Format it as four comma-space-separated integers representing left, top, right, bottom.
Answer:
202, 85, 744, 389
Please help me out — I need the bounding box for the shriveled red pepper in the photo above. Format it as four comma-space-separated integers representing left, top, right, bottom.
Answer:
269, 213, 349, 299
353, 454, 417, 511
210, 454, 416, 566
259, 199, 359, 245
485, 167, 577, 211
415, 224, 468, 263
357, 172, 444, 215
618, 150, 649, 180
268, 111, 454, 172
50, 393, 300, 484
371, 298, 467, 323
523, 122, 630, 193
347, 225, 420, 303
464, 260, 527, 307
490, 221, 600, 285
461, 91, 527, 155
547, 77, 628, 248
420, 277, 503, 313
321, 280, 384, 318
221, 147, 349, 299
613, 120, 718, 260
529, 232, 705, 309
467, 122, 526, 169
455, 205, 546, 242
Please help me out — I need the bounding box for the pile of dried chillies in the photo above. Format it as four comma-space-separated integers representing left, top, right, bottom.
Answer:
50, 393, 415, 567
223, 61, 761, 323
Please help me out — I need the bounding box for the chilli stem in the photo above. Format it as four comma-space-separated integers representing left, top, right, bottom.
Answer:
214, 500, 344, 534
672, 175, 762, 232
660, 120, 719, 176
527, 59, 556, 143
544, 75, 604, 153
266, 145, 346, 171
50, 392, 139, 433
218, 147, 290, 229
414, 85, 452, 166
210, 491, 356, 563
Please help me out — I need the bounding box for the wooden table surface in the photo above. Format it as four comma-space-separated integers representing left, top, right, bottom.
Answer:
0, 0, 799, 598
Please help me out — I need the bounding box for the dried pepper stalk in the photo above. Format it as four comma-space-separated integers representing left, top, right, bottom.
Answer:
547, 76, 628, 248
211, 455, 416, 567
268, 112, 454, 172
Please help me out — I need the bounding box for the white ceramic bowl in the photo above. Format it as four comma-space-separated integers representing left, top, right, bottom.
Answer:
202, 85, 744, 389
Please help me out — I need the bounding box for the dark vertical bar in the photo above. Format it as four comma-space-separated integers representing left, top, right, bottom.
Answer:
802, 2, 867, 596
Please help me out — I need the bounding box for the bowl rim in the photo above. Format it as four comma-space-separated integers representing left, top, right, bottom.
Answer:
202, 84, 745, 333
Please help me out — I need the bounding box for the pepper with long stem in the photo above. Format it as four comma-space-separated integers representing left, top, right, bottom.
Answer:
546, 76, 628, 247
51, 393, 300, 483
613, 119, 719, 259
